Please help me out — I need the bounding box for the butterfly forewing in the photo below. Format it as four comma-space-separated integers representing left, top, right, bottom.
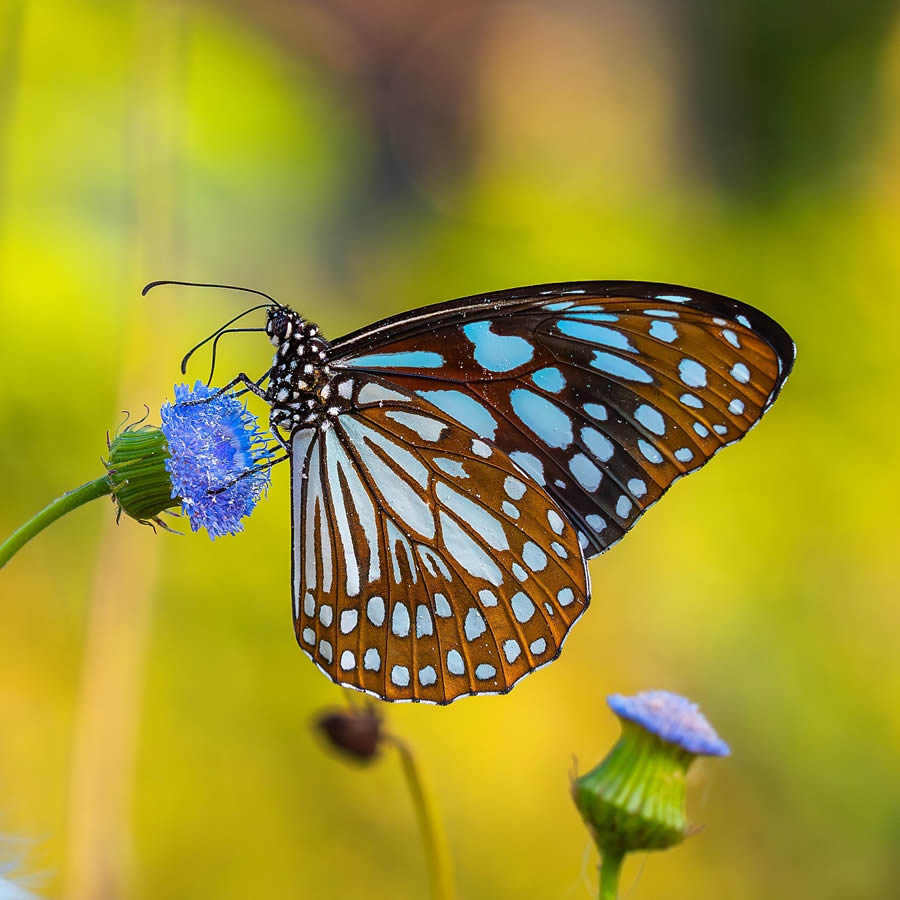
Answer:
328, 283, 795, 558
290, 377, 589, 703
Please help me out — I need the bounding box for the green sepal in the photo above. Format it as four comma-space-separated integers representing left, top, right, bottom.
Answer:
573, 721, 692, 856
104, 426, 179, 526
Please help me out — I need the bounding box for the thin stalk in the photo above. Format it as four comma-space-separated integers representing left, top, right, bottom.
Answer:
0, 478, 112, 568
390, 737, 455, 900
599, 848, 624, 900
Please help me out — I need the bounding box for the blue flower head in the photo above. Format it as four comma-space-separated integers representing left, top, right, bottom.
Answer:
607, 690, 730, 757
160, 382, 273, 538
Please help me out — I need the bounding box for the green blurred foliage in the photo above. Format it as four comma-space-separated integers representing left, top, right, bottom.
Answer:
1, 1, 899, 898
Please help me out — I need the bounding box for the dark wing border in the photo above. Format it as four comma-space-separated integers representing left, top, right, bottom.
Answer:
328, 280, 797, 393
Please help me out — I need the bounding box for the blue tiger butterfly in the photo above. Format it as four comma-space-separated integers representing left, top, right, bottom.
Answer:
158, 280, 795, 703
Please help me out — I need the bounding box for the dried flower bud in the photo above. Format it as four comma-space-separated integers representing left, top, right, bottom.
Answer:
316, 707, 383, 762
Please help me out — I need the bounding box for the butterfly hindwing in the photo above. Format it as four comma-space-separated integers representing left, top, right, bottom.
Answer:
329, 282, 795, 558
290, 377, 589, 703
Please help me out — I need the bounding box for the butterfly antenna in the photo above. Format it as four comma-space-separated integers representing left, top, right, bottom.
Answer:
206, 327, 265, 385
179, 306, 274, 374
142, 279, 284, 307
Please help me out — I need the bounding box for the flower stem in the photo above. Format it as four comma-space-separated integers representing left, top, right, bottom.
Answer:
599, 848, 624, 900
0, 477, 112, 568
390, 737, 455, 900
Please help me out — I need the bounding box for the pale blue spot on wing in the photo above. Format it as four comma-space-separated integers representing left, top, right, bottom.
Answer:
350, 350, 445, 368
511, 592, 536, 623
731, 362, 750, 383
565, 311, 619, 322
680, 393, 703, 409
545, 301, 574, 311
590, 351, 653, 383
530, 638, 547, 655
447, 650, 465, 675
434, 457, 468, 479
417, 389, 498, 439
581, 426, 614, 462
584, 402, 608, 421
643, 309, 679, 318
557, 319, 637, 352
391, 665, 410, 687
722, 329, 740, 348
616, 495, 633, 518
675, 447, 694, 463
436, 482, 508, 552
586, 514, 607, 532
510, 389, 573, 448
635, 404, 666, 435
627, 478, 647, 497
509, 450, 546, 485
465, 607, 486, 641
478, 589, 498, 607
714, 424, 728, 435
679, 358, 707, 388
385, 410, 447, 442
729, 398, 745, 415
649, 320, 677, 342
569, 453, 602, 492
656, 294, 690, 303
392, 602, 410, 637
531, 366, 566, 393
416, 605, 433, 638
434, 594, 451, 617
638, 439, 663, 464
463, 320, 534, 372
522, 541, 548, 572
504, 476, 527, 500
475, 663, 496, 680
736, 314, 751, 328
693, 422, 709, 437
438, 511, 504, 586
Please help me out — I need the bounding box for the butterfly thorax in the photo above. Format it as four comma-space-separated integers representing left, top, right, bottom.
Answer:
265, 306, 344, 436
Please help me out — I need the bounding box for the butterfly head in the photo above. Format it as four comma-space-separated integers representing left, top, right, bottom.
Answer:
264, 306, 337, 435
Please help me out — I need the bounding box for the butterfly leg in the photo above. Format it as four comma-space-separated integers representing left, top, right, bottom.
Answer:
231, 370, 270, 399
208, 453, 289, 495
179, 371, 270, 407
211, 371, 269, 400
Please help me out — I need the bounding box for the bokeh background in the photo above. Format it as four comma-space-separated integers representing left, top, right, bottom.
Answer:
2, 1, 899, 897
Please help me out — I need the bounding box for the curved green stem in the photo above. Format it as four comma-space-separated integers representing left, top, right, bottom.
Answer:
0, 477, 112, 568
599, 848, 624, 900
391, 737, 455, 900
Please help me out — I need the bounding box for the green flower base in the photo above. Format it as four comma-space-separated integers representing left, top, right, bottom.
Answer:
105, 427, 179, 524
573, 721, 691, 855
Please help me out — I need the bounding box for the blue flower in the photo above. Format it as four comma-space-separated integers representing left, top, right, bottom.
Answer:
0, 841, 41, 900
607, 690, 730, 757
160, 381, 273, 538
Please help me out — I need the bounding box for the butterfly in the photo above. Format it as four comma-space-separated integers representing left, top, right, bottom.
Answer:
161, 280, 795, 704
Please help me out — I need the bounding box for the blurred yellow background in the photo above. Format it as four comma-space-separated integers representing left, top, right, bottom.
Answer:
2, 1, 899, 897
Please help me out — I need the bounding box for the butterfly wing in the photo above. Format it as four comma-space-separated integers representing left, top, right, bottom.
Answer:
328, 282, 795, 558
290, 377, 589, 703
